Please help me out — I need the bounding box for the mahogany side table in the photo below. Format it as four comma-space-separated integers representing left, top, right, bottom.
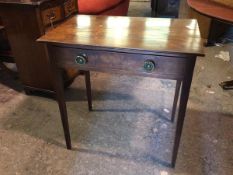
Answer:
38, 15, 204, 167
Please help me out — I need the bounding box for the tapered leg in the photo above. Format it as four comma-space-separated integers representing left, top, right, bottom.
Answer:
171, 80, 182, 122
46, 45, 71, 149
54, 71, 71, 150
171, 58, 196, 167
84, 71, 92, 111
53, 68, 71, 149
56, 89, 71, 149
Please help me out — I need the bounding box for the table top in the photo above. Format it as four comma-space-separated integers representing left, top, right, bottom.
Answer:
38, 15, 204, 56
0, 26, 4, 30
187, 0, 233, 23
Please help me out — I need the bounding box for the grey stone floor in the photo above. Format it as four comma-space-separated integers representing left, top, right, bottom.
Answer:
0, 1, 233, 175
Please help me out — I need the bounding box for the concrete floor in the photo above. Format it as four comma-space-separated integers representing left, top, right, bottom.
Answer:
0, 1, 233, 175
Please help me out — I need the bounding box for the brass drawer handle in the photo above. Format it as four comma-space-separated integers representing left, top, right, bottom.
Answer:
47, 10, 56, 28
144, 60, 156, 72
47, 11, 56, 21
75, 53, 88, 65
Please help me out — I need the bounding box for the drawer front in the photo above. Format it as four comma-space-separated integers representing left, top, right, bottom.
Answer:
64, 0, 77, 17
51, 46, 187, 79
41, 6, 63, 26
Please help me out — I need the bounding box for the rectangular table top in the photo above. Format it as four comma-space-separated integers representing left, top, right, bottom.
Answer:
38, 15, 204, 56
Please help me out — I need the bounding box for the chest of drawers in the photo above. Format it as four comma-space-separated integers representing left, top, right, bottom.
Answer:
0, 0, 78, 94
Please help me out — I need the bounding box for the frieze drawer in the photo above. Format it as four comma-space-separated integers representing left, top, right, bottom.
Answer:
50, 46, 187, 79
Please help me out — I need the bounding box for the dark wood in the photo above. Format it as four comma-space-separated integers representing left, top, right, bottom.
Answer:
48, 46, 188, 80
171, 80, 181, 122
0, 22, 16, 77
0, 0, 78, 94
205, 19, 232, 46
171, 57, 196, 167
38, 15, 204, 167
84, 71, 93, 111
151, 0, 181, 18
46, 45, 71, 149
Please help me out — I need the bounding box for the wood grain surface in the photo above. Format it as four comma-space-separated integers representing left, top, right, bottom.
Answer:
187, 0, 233, 23
50, 45, 188, 80
212, 0, 233, 8
38, 15, 204, 56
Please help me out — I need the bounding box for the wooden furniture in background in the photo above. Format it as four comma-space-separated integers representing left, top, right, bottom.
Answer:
0, 24, 16, 77
0, 0, 79, 94
187, 0, 233, 90
38, 15, 204, 167
211, 0, 233, 8
151, 0, 181, 18
187, 0, 233, 45
187, 9, 211, 39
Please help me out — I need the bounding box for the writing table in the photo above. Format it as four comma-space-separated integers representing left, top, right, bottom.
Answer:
38, 15, 204, 167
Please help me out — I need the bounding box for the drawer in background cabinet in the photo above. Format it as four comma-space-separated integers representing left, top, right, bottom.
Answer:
41, 6, 63, 27
64, 0, 77, 17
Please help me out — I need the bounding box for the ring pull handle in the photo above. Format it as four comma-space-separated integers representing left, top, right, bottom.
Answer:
47, 11, 56, 28
75, 53, 88, 65
144, 60, 156, 72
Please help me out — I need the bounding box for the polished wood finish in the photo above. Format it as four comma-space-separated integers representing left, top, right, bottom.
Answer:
171, 80, 181, 122
41, 6, 63, 26
38, 15, 204, 56
0, 0, 78, 93
46, 44, 72, 149
38, 15, 204, 167
171, 56, 196, 167
212, 0, 233, 8
40, 0, 77, 27
187, 0, 233, 23
49, 46, 188, 80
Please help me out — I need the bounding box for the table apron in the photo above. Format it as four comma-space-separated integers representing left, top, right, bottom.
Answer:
50, 45, 190, 80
